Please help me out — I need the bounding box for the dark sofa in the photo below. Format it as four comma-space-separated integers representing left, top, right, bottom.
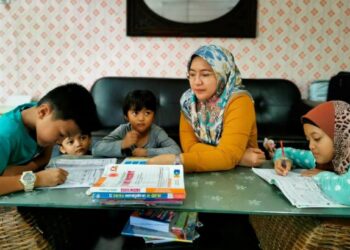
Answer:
91, 77, 311, 152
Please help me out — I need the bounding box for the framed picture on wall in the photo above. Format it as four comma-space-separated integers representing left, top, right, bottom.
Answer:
127, 0, 257, 38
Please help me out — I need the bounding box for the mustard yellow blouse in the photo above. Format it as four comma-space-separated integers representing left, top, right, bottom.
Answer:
180, 93, 258, 172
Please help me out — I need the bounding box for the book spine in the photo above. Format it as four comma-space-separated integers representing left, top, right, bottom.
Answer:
92, 192, 185, 200
90, 186, 185, 195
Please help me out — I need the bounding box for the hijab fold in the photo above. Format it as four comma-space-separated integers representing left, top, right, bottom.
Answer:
302, 100, 350, 174
180, 44, 251, 145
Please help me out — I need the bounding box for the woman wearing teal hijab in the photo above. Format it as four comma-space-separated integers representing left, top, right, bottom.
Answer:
149, 45, 265, 172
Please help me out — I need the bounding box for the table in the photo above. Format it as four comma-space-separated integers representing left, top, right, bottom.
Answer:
0, 161, 349, 217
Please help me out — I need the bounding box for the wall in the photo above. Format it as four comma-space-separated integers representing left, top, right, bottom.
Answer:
0, 0, 349, 104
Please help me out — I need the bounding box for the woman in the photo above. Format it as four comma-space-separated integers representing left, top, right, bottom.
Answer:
149, 45, 265, 172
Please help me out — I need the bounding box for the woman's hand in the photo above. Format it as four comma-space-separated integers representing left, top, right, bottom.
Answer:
147, 154, 176, 165
301, 168, 324, 177
274, 158, 292, 176
35, 168, 68, 187
239, 148, 266, 167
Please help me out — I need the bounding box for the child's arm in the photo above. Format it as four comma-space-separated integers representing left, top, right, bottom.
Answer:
0, 168, 68, 196
273, 147, 315, 176
92, 125, 127, 157
146, 128, 181, 157
313, 169, 350, 206
2, 147, 53, 176
273, 147, 316, 169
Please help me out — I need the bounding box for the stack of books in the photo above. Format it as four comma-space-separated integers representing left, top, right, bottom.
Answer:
121, 209, 199, 243
89, 164, 186, 205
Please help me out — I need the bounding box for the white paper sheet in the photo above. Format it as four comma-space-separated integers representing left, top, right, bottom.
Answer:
252, 168, 345, 208
44, 158, 117, 189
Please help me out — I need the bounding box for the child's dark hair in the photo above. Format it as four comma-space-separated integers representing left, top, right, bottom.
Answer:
38, 83, 101, 133
122, 90, 157, 116
301, 117, 318, 127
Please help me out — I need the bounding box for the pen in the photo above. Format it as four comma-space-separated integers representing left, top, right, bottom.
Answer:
280, 140, 287, 168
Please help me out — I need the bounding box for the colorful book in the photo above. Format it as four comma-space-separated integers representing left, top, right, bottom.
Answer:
92, 192, 185, 200
121, 220, 196, 243
121, 157, 148, 165
90, 164, 186, 197
129, 210, 176, 232
170, 211, 198, 240
98, 199, 184, 206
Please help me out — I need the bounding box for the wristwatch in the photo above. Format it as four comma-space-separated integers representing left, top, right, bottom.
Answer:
20, 171, 36, 192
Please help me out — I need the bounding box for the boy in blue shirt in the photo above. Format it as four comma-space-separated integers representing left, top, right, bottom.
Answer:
0, 83, 100, 195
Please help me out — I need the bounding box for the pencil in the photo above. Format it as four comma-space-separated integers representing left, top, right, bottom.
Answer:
280, 140, 287, 168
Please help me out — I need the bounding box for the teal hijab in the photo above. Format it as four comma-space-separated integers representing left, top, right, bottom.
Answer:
180, 44, 251, 145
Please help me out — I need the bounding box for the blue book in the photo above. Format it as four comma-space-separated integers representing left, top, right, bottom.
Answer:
122, 219, 195, 243
129, 210, 176, 232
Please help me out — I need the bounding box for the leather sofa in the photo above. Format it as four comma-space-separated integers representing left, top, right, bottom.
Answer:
91, 77, 311, 152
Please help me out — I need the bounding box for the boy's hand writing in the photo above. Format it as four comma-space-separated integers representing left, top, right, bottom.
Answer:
274, 158, 292, 176
35, 168, 68, 187
132, 148, 148, 157
122, 130, 139, 149
239, 148, 266, 167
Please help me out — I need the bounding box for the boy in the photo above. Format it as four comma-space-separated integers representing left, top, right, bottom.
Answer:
92, 90, 181, 157
59, 133, 92, 155
0, 83, 100, 195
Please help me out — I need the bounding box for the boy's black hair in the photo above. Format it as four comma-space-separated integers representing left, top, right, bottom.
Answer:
122, 90, 157, 116
38, 83, 101, 133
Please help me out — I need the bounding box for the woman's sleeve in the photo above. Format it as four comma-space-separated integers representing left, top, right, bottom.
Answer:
313, 169, 350, 206
181, 95, 256, 172
273, 147, 315, 169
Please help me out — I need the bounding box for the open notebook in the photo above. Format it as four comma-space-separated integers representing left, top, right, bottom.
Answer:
252, 168, 346, 208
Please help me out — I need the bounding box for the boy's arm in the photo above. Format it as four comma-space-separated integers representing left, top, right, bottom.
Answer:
146, 129, 181, 156
0, 168, 69, 196
273, 147, 315, 169
92, 125, 126, 157
2, 146, 53, 176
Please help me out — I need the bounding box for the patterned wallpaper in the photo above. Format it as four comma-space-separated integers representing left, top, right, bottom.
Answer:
0, 0, 349, 104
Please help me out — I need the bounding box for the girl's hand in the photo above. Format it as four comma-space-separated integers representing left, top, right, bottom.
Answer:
239, 148, 266, 167
301, 168, 324, 177
35, 168, 68, 187
274, 158, 292, 176
147, 154, 176, 165
132, 148, 148, 157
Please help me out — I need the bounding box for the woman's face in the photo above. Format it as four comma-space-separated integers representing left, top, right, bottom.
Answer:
188, 56, 217, 101
303, 123, 335, 164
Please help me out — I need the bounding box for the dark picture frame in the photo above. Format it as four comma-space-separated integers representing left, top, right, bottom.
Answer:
127, 0, 257, 38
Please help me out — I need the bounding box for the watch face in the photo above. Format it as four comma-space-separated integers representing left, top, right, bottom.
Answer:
23, 172, 35, 182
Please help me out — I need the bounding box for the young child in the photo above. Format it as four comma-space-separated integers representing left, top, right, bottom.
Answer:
272, 100, 350, 205
59, 133, 92, 155
0, 83, 100, 195
92, 90, 181, 158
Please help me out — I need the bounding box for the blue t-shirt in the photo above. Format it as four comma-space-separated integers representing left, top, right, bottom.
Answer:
0, 103, 42, 174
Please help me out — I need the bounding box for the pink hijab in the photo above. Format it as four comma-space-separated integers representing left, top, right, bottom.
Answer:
302, 100, 350, 174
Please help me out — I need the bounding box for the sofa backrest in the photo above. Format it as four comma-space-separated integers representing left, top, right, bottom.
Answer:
91, 77, 189, 140
91, 77, 308, 147
243, 78, 304, 138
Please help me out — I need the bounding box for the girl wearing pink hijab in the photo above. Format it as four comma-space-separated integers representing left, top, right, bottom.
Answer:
273, 100, 350, 205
